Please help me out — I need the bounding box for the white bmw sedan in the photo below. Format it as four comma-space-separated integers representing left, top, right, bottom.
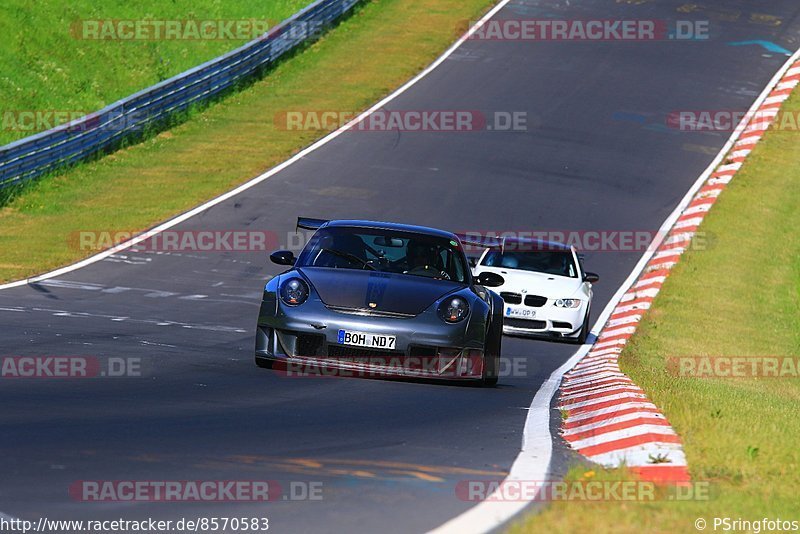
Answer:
471, 241, 599, 343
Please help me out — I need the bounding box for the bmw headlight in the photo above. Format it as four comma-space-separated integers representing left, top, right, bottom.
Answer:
280, 278, 309, 306
438, 296, 470, 323
554, 298, 581, 308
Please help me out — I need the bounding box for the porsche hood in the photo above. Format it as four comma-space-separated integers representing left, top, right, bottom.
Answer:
298, 268, 463, 316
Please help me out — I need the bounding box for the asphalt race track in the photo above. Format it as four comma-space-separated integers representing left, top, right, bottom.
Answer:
2, 0, 800, 531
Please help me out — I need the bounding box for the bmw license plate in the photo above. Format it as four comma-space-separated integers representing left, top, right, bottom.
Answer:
338, 330, 396, 349
506, 307, 535, 319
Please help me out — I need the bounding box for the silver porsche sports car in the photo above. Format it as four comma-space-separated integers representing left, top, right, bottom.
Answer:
255, 218, 506, 386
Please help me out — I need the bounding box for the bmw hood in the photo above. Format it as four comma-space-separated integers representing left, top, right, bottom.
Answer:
299, 268, 463, 315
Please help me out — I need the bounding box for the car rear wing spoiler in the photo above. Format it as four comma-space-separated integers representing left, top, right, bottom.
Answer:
455, 233, 574, 254
296, 217, 329, 231
453, 233, 503, 249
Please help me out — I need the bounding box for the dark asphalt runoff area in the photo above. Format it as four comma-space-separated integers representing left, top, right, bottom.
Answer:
2, 0, 800, 531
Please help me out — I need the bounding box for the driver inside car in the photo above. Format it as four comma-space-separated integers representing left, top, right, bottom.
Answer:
314, 231, 369, 268
404, 241, 447, 279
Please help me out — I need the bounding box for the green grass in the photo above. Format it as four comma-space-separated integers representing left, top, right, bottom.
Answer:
0, 0, 308, 145
0, 0, 494, 281
513, 93, 800, 532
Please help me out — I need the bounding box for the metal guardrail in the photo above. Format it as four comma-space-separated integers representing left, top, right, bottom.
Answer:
0, 0, 361, 190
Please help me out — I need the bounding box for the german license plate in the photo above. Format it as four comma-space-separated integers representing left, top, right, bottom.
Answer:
506, 307, 535, 319
338, 330, 396, 349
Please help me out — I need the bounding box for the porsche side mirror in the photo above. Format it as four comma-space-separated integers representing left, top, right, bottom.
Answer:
270, 250, 296, 266
476, 272, 504, 287
584, 272, 600, 283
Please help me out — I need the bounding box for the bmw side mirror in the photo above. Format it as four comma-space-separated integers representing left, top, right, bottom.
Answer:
476, 272, 504, 287
270, 250, 296, 266
584, 272, 600, 283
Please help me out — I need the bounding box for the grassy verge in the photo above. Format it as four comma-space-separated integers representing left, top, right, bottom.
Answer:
513, 93, 800, 531
0, 0, 494, 282
0, 0, 307, 145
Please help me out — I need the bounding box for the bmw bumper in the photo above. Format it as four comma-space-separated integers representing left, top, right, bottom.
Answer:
500, 303, 584, 338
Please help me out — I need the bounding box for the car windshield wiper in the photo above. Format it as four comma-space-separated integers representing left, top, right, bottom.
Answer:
320, 248, 376, 270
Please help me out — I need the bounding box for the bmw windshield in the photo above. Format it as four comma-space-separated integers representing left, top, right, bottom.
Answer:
481, 248, 578, 278
296, 227, 469, 283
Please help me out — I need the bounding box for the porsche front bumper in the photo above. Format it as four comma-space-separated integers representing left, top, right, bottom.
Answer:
256, 297, 489, 380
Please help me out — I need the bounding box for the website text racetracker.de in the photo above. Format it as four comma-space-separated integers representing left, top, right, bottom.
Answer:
1, 110, 142, 134
456, 230, 714, 253
456, 480, 713, 502
0, 356, 142, 379
464, 19, 710, 41
68, 480, 323, 503
274, 355, 530, 379
273, 110, 528, 132
1, 516, 270, 534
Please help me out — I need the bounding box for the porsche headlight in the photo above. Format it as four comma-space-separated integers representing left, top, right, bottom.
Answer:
280, 278, 309, 306
438, 296, 470, 323
554, 298, 581, 308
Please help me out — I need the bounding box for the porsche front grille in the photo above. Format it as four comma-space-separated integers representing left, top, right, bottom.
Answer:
325, 305, 415, 319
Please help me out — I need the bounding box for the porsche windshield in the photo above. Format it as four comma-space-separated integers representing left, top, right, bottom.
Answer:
296, 227, 469, 283
481, 248, 578, 278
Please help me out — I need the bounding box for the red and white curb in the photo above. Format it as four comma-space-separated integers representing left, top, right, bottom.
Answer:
558, 58, 800, 484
